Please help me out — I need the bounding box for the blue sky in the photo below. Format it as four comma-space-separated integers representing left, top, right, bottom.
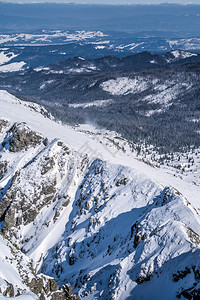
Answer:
2, 0, 200, 4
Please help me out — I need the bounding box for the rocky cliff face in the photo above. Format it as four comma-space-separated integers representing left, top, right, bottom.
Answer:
41, 160, 200, 299
0, 120, 83, 299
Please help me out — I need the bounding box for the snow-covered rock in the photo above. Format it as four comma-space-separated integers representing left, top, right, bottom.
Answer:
41, 160, 200, 299
0, 232, 73, 300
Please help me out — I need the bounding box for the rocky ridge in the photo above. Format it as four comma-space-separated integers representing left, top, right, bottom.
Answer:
0, 119, 82, 299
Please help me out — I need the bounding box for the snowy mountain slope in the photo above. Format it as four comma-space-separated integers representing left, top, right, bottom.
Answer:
0, 51, 19, 66
0, 49, 27, 73
0, 62, 26, 73
0, 234, 36, 299
100, 76, 190, 107
1, 136, 89, 266
0, 231, 76, 300
0, 96, 82, 300
41, 159, 200, 299
0, 90, 200, 299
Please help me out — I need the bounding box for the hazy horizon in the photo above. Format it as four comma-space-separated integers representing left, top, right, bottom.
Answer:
1, 1, 200, 34
1, 0, 200, 5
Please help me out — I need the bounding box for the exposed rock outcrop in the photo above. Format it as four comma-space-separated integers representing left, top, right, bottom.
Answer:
2, 281, 14, 297
2, 122, 43, 152
28, 275, 79, 300
0, 161, 7, 180
0, 119, 8, 133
